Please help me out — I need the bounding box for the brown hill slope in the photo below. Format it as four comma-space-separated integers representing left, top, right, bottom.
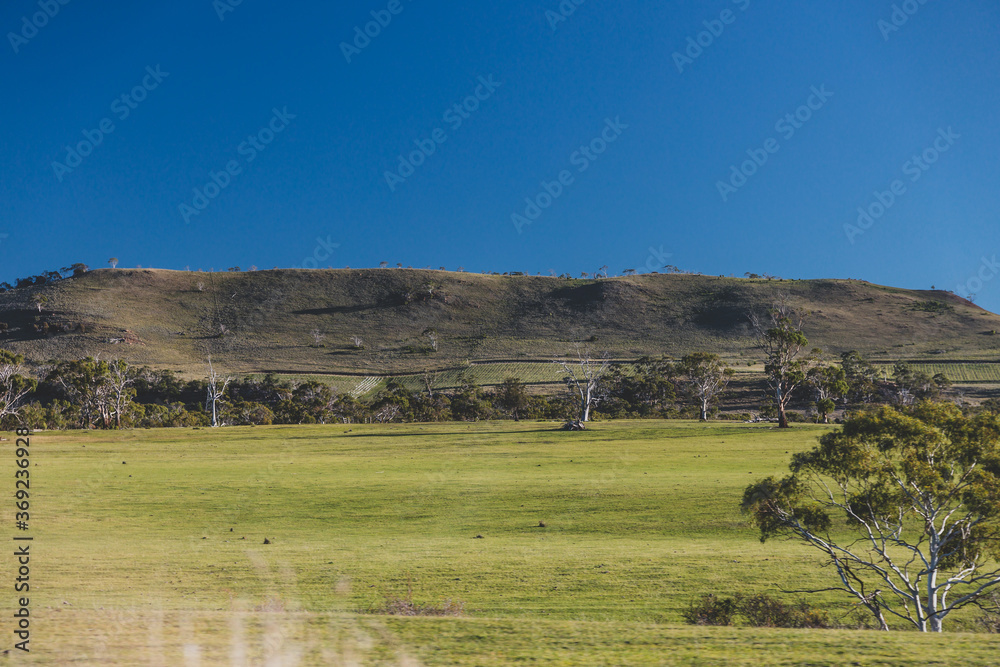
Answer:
0, 269, 997, 377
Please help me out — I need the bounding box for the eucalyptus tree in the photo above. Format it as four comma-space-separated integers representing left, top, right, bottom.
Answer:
743, 403, 1000, 632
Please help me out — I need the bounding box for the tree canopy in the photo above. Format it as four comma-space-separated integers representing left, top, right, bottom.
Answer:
742, 402, 1000, 632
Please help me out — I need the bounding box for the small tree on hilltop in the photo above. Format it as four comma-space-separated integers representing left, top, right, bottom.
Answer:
742, 402, 1000, 632
108, 257, 118, 269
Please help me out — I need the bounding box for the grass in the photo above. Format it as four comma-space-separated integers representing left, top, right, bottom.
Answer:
8, 420, 1000, 663
873, 362, 1000, 383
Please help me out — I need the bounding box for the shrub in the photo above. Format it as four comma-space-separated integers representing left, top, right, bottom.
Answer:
738, 594, 830, 628
368, 592, 465, 617
682, 594, 738, 626
682, 593, 831, 628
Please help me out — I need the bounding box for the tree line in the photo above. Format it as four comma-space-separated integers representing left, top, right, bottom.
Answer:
0, 343, 971, 431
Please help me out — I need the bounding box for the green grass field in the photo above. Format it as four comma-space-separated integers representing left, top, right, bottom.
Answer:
9, 421, 1000, 664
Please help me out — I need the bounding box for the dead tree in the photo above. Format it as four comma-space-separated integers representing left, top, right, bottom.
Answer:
205, 357, 231, 428
555, 347, 610, 424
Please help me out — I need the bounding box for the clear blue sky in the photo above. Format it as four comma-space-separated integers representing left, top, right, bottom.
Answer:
2, 0, 998, 312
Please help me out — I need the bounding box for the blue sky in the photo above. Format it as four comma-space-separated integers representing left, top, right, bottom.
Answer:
2, 0, 998, 312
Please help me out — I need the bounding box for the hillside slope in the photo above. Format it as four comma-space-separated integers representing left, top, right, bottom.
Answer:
0, 269, 997, 377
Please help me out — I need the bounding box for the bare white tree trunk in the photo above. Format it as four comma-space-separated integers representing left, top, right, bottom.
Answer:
206, 357, 231, 428
0, 356, 34, 422
556, 347, 609, 423
108, 359, 134, 429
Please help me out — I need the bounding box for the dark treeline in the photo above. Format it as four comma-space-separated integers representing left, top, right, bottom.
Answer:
0, 263, 90, 292
0, 350, 980, 431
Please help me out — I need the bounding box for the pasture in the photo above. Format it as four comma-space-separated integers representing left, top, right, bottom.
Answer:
10, 421, 1000, 664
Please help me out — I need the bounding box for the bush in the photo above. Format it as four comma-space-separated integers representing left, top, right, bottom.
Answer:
738, 593, 830, 628
682, 593, 831, 628
682, 594, 738, 626
368, 588, 465, 617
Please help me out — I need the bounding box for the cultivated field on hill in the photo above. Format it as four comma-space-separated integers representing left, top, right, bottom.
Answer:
10, 421, 1000, 664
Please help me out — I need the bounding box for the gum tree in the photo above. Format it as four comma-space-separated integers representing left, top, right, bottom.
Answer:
205, 357, 231, 428
0, 351, 36, 423
751, 307, 818, 428
742, 403, 1000, 632
675, 352, 734, 421
555, 347, 610, 424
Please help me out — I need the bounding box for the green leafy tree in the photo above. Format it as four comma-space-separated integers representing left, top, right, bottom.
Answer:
892, 363, 951, 405
808, 364, 849, 423
742, 403, 1000, 632
752, 308, 819, 428
816, 398, 837, 424
222, 400, 274, 425
841, 351, 881, 405
599, 356, 676, 418
494, 377, 530, 420
449, 375, 495, 421
32, 293, 48, 313
370, 379, 413, 423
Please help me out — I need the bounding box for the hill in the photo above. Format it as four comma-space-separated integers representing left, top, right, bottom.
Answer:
1, 269, 997, 382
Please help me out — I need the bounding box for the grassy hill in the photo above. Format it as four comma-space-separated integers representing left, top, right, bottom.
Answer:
1, 269, 998, 382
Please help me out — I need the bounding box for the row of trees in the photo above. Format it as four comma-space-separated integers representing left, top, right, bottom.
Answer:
0, 357, 579, 430
0, 263, 89, 292
751, 307, 951, 428
0, 345, 965, 431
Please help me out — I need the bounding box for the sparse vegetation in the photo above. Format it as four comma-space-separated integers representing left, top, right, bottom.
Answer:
683, 593, 831, 629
